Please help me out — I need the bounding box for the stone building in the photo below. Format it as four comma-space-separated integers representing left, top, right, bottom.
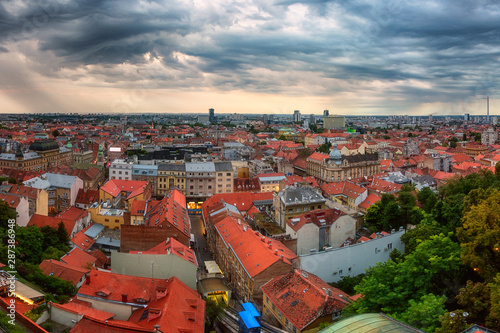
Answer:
306, 144, 380, 184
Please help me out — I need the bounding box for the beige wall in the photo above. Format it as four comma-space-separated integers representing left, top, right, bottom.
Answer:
76, 295, 139, 321
111, 252, 197, 290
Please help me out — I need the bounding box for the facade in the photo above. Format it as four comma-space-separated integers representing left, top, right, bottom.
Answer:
258, 173, 287, 192
109, 158, 134, 180
286, 209, 357, 255
0, 140, 72, 172
423, 154, 452, 172
300, 230, 405, 283
1, 184, 48, 217
111, 238, 197, 290
157, 163, 186, 196
482, 127, 498, 146
262, 270, 353, 333
0, 193, 30, 226
99, 179, 151, 210
185, 162, 233, 199
306, 146, 380, 184
274, 186, 327, 229
293, 110, 301, 122
24, 173, 83, 214
249, 160, 274, 177
73, 150, 93, 165
323, 115, 345, 130
131, 164, 158, 197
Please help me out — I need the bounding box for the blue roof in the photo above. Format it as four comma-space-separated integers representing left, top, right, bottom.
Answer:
242, 303, 260, 318
84, 223, 105, 238
239, 311, 260, 329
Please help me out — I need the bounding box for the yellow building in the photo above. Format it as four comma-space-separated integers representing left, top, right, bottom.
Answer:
158, 163, 186, 196
306, 145, 380, 185
89, 203, 125, 229
273, 186, 327, 229
0, 140, 73, 172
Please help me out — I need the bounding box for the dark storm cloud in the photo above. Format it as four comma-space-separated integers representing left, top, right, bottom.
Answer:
2, 0, 500, 110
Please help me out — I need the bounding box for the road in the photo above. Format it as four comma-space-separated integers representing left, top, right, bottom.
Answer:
189, 215, 213, 268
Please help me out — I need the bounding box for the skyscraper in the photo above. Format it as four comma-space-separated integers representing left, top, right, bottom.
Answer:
323, 110, 329, 117
209, 108, 215, 122
293, 110, 301, 122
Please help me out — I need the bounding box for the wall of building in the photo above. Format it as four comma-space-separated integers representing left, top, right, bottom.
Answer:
111, 252, 197, 290
328, 215, 356, 249
120, 224, 190, 252
300, 230, 405, 283
76, 295, 136, 321
16, 197, 30, 227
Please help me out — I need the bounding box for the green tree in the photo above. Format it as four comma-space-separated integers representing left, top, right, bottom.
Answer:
396, 294, 447, 333
52, 129, 60, 137
278, 134, 287, 141
16, 226, 43, 264
400, 220, 443, 255
436, 310, 471, 333
496, 162, 500, 177
350, 234, 461, 316
316, 142, 331, 154
0, 201, 17, 231
205, 299, 227, 331
458, 189, 500, 281
57, 221, 70, 248
457, 280, 491, 324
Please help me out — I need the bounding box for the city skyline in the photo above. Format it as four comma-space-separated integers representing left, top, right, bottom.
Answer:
0, 0, 499, 116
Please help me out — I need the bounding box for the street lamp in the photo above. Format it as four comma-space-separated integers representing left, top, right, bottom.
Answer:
450, 311, 468, 333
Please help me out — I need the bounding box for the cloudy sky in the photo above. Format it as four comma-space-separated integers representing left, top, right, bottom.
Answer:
0, 0, 499, 116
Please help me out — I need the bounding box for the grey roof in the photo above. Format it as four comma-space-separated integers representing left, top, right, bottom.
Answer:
186, 162, 216, 172
281, 186, 325, 205
45, 173, 79, 189
95, 236, 120, 248
84, 223, 105, 239
132, 164, 158, 176
0, 151, 41, 161
214, 162, 234, 172
319, 313, 424, 333
223, 142, 245, 148
158, 163, 186, 171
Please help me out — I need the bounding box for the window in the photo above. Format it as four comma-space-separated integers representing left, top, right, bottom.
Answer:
226, 173, 231, 176
387, 243, 393, 249
218, 173, 222, 176
105, 219, 109, 222
339, 269, 343, 274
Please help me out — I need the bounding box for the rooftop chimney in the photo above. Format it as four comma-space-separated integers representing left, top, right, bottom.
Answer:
122, 294, 128, 303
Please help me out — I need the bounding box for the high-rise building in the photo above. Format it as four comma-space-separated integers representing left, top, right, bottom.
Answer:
323, 110, 329, 117
209, 108, 215, 122
309, 114, 316, 124
293, 110, 301, 122
323, 115, 345, 130
464, 113, 470, 122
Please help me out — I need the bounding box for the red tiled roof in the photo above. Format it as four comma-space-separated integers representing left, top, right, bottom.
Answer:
142, 189, 189, 237
284, 176, 319, 188
0, 193, 21, 209
78, 270, 168, 305
75, 189, 99, 205
57, 206, 88, 222
71, 225, 96, 251
128, 276, 205, 333
261, 270, 353, 330
307, 152, 328, 162
51, 302, 114, 321
100, 179, 149, 199
7, 184, 39, 199
61, 248, 97, 269
234, 177, 261, 192
358, 193, 382, 210
129, 238, 197, 266
287, 208, 346, 232
28, 214, 76, 236
39, 259, 89, 285
70, 317, 152, 333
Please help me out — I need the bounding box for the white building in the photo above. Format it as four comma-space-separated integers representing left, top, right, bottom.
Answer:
286, 208, 357, 255
300, 230, 405, 283
109, 158, 135, 180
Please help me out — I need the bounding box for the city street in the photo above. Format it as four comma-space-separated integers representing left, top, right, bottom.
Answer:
189, 214, 214, 268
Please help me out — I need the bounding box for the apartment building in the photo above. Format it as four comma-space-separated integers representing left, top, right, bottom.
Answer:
132, 164, 158, 196
109, 158, 134, 180
24, 173, 83, 214
157, 163, 186, 196
274, 186, 327, 229
186, 162, 233, 200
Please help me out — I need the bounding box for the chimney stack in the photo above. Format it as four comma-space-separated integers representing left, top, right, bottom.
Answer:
122, 294, 128, 303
